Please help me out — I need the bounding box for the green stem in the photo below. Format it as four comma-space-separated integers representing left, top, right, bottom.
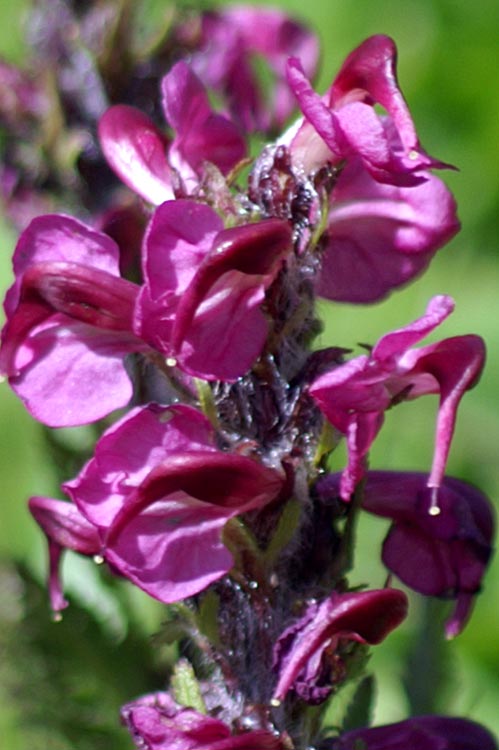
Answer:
403, 598, 452, 715
330, 479, 365, 584
195, 378, 220, 430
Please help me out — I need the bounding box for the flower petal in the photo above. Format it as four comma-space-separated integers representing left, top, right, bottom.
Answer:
98, 104, 173, 205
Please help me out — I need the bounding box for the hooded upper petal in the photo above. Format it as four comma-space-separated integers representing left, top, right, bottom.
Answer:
272, 588, 407, 703
162, 61, 246, 187
64, 403, 217, 528
102, 448, 285, 603
136, 201, 292, 381
286, 36, 450, 185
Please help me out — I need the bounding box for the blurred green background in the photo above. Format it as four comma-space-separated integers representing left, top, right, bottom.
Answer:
0, 0, 498, 747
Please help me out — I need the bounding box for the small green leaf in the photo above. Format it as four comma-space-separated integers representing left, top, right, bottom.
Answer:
198, 590, 221, 647
194, 379, 219, 429
170, 659, 206, 714
313, 420, 340, 469
263, 498, 301, 568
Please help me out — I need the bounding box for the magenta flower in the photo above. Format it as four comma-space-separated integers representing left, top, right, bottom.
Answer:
0, 205, 292, 424
187, 6, 319, 134
98, 61, 246, 205
135, 200, 292, 381
0, 213, 144, 426
285, 35, 449, 185
317, 471, 494, 638
327, 715, 498, 750
29, 404, 285, 611
272, 588, 408, 704
317, 158, 459, 303
310, 296, 485, 500
121, 691, 283, 750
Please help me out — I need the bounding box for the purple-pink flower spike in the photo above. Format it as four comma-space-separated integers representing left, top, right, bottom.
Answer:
2, 8, 494, 748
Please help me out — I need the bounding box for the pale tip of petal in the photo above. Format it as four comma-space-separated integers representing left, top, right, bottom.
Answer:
427, 485, 441, 515
51, 611, 63, 623
270, 698, 281, 707
93, 554, 105, 565
166, 357, 177, 367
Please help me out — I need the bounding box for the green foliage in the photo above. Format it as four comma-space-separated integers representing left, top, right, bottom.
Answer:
342, 675, 376, 734
0, 563, 163, 749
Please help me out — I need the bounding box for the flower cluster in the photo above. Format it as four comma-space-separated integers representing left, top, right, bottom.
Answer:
1, 3, 496, 750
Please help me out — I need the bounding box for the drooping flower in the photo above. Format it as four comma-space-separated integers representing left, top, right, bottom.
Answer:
285, 35, 450, 185
29, 404, 286, 611
309, 296, 485, 500
98, 61, 246, 205
318, 471, 495, 637
186, 5, 319, 134
28, 496, 102, 613
135, 200, 292, 381
0, 213, 145, 426
316, 157, 459, 303
272, 588, 408, 704
121, 691, 283, 750
325, 715, 498, 750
